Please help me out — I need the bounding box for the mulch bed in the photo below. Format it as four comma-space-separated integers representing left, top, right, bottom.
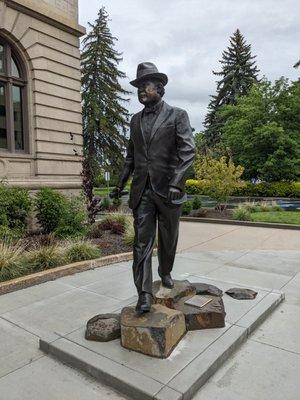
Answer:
203, 208, 233, 220
90, 231, 132, 257
20, 231, 132, 257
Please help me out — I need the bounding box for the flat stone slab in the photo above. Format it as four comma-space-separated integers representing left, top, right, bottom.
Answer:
85, 313, 120, 342
153, 280, 196, 308
121, 304, 186, 358
226, 287, 258, 300
173, 295, 226, 330
40, 287, 284, 400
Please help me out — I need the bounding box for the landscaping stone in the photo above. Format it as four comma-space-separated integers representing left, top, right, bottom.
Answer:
226, 288, 258, 300
120, 304, 186, 358
85, 313, 120, 342
173, 295, 226, 330
191, 282, 223, 297
153, 280, 196, 308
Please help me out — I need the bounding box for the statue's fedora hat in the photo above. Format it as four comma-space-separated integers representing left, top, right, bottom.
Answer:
130, 62, 168, 87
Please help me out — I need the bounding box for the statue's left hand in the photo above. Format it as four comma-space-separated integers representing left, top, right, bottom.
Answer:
167, 186, 182, 202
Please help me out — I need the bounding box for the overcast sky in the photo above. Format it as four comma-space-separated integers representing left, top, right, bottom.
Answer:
78, 0, 300, 131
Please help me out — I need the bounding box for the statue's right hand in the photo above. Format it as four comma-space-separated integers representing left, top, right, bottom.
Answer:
109, 187, 122, 199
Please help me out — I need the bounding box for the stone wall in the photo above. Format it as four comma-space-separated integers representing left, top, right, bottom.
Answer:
0, 0, 85, 191
42, 0, 78, 21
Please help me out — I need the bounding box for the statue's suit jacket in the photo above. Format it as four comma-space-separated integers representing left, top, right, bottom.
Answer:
118, 101, 196, 210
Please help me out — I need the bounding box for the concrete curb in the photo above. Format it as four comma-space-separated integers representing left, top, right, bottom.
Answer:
40, 290, 284, 400
0, 252, 134, 296
180, 216, 300, 230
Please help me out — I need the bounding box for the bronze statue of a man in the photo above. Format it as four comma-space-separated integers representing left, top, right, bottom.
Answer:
111, 62, 195, 313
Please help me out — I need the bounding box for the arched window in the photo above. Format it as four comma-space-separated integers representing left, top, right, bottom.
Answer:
0, 37, 28, 153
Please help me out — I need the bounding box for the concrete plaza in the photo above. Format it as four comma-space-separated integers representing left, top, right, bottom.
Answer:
0, 222, 299, 399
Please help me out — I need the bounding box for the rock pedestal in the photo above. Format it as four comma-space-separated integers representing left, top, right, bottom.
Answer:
173, 295, 226, 330
120, 304, 186, 358
153, 280, 196, 308
86, 279, 227, 358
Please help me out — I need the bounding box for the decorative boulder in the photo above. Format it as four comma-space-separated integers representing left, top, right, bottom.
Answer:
173, 295, 226, 330
153, 280, 196, 308
191, 282, 223, 297
226, 288, 258, 300
120, 304, 186, 358
85, 314, 120, 342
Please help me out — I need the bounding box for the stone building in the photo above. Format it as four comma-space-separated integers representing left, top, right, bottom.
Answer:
0, 0, 85, 193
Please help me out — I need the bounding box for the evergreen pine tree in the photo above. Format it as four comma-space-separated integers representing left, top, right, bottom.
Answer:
204, 29, 259, 146
81, 7, 130, 223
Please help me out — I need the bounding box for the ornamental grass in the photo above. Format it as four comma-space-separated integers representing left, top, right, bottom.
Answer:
0, 242, 27, 282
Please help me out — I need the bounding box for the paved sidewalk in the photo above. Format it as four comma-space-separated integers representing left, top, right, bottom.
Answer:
0, 222, 299, 400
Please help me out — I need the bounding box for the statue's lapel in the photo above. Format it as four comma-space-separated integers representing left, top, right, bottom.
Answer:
137, 111, 146, 147
149, 102, 171, 144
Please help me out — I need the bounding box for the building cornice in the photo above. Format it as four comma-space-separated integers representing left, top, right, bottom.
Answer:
5, 0, 86, 37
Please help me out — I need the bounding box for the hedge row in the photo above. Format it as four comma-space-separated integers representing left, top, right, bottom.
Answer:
0, 185, 87, 241
185, 179, 300, 198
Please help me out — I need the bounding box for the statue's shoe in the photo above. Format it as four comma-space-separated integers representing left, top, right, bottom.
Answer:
161, 274, 174, 289
135, 292, 153, 313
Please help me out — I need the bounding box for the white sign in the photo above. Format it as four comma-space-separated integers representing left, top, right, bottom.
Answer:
104, 171, 110, 182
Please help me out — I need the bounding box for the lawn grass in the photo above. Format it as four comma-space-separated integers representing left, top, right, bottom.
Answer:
251, 211, 300, 225
94, 185, 130, 197
94, 187, 114, 197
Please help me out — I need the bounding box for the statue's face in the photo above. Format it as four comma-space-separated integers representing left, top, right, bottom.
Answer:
137, 80, 161, 106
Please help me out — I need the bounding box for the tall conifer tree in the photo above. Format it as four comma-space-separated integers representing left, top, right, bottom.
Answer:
204, 29, 259, 146
81, 7, 130, 223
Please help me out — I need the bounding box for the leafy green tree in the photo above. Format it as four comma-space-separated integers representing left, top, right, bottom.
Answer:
220, 78, 300, 181
204, 29, 259, 146
81, 7, 130, 223
194, 155, 245, 211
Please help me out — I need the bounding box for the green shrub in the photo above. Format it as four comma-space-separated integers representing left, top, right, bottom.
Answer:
0, 185, 31, 231
23, 244, 65, 271
34, 188, 66, 233
232, 207, 252, 221
54, 196, 87, 239
0, 242, 26, 281
185, 179, 210, 195
232, 181, 300, 198
192, 196, 202, 210
35, 188, 87, 238
65, 240, 101, 263
187, 180, 300, 198
194, 156, 245, 210
182, 201, 193, 215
